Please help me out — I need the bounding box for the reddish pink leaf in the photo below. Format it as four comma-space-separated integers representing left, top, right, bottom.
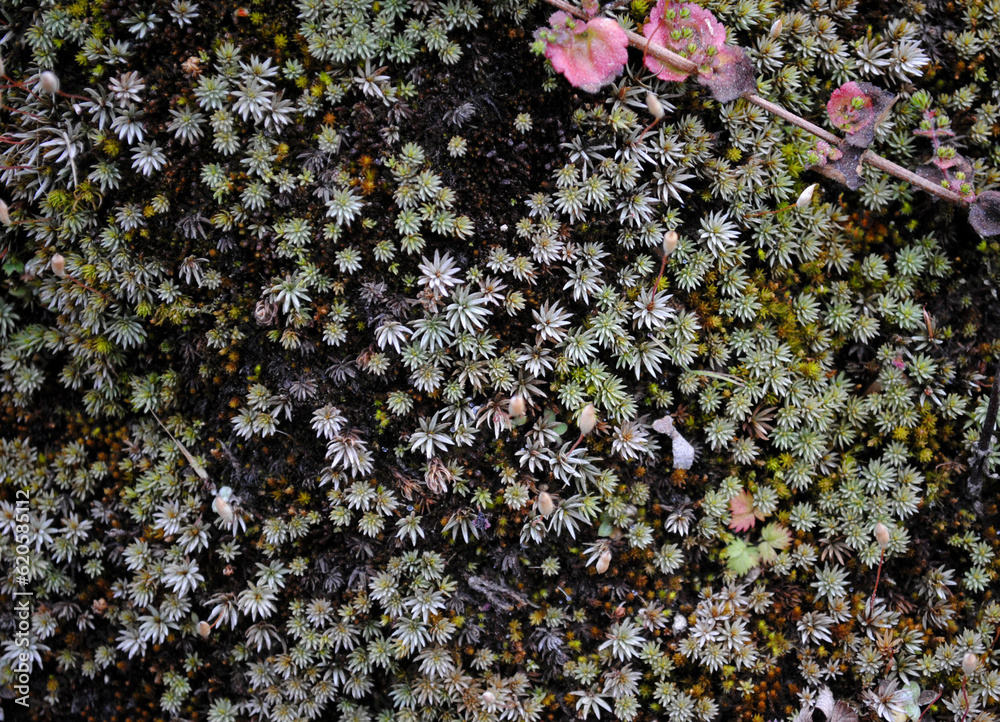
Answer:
729, 490, 763, 532
643, 2, 727, 82
535, 13, 629, 93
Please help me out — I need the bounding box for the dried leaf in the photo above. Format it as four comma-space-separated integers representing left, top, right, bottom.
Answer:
671, 432, 695, 470
827, 81, 896, 149
152, 411, 209, 480
652, 414, 676, 435
697, 44, 756, 103
969, 190, 1000, 237
813, 143, 865, 191
915, 155, 975, 198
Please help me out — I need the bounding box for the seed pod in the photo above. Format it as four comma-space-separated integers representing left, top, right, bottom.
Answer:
38, 70, 60, 94
481, 691, 495, 705
0, 199, 10, 226
51, 253, 66, 277
212, 494, 234, 524
596, 549, 612, 574
796, 183, 819, 208
663, 230, 679, 257
508, 395, 526, 420
962, 652, 978, 676
537, 491, 555, 517
197, 621, 211, 638
579, 404, 597, 436
645, 91, 665, 121
770, 18, 783, 37
874, 522, 890, 550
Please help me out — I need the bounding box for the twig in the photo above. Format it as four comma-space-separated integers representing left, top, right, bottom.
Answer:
541, 0, 971, 207
967, 359, 1000, 508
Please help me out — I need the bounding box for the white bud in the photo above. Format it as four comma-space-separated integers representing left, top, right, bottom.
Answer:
508, 395, 526, 420
50, 253, 66, 277
0, 56, 5, 78
197, 621, 211, 637
874, 522, 890, 550
663, 230, 678, 257
962, 652, 978, 676
578, 403, 597, 436
671, 613, 688, 634
596, 549, 612, 574
769, 18, 783, 37
481, 691, 496, 705
0, 199, 10, 226
796, 183, 819, 208
212, 495, 234, 524
537, 491, 555, 517
38, 70, 60, 94
645, 91, 664, 121
217, 485, 233, 501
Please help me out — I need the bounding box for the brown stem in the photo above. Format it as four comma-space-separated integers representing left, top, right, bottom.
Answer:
65, 274, 112, 303
541, 0, 972, 207
869, 548, 884, 612
960, 676, 971, 722
915, 689, 943, 722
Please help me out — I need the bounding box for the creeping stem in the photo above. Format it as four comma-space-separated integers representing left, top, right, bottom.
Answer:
542, 0, 969, 206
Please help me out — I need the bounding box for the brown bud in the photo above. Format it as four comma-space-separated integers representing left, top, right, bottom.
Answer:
645, 91, 665, 121
537, 491, 555, 517
596, 549, 612, 574
50, 253, 66, 278
962, 652, 978, 676
212, 495, 234, 524
0, 199, 10, 226
579, 403, 597, 436
92, 598, 108, 615
38, 70, 59, 94
874, 522, 890, 550
197, 621, 211, 638
508, 395, 526, 420
770, 18, 783, 37
796, 183, 818, 208
663, 230, 679, 257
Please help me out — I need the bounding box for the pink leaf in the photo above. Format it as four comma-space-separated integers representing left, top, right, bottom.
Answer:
536, 13, 629, 93
826, 81, 896, 148
729, 490, 763, 532
643, 2, 728, 82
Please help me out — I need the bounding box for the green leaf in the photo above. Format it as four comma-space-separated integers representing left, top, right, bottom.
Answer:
722, 539, 759, 575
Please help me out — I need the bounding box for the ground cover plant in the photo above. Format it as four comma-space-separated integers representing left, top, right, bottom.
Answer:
1, 0, 1000, 721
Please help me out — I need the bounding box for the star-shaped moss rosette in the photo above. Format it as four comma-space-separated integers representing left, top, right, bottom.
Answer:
533, 10, 629, 93
827, 81, 897, 149
642, 0, 756, 102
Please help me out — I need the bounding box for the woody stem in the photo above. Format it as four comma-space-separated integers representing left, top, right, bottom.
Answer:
541, 0, 970, 207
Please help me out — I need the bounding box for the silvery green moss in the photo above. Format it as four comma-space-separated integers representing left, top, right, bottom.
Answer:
1, 0, 1000, 720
